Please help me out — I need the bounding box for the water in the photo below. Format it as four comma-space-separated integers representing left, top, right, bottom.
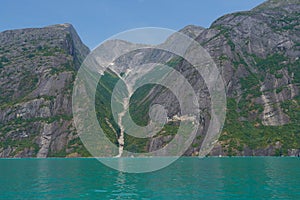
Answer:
0, 157, 299, 199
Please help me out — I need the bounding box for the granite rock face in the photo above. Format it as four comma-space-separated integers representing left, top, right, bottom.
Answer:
0, 24, 90, 157
1, 0, 300, 157
112, 0, 300, 156
200, 0, 300, 156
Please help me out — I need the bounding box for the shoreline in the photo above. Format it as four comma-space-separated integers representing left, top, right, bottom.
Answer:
0, 155, 299, 159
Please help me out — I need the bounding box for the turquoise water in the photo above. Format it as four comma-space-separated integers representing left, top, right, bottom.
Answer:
0, 157, 299, 199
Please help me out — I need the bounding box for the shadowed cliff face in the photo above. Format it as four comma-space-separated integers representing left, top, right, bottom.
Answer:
0, 0, 300, 157
0, 24, 90, 157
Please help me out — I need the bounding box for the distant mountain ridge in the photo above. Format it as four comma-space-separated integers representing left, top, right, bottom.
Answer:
0, 0, 299, 157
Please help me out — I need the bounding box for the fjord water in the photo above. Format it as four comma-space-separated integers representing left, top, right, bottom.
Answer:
0, 157, 299, 199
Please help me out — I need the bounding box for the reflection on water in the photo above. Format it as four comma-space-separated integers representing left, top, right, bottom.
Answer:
114, 159, 138, 198
265, 158, 300, 199
0, 157, 299, 199
35, 159, 51, 193
111, 172, 138, 199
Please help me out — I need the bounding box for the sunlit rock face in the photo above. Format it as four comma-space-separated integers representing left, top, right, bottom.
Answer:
0, 0, 300, 157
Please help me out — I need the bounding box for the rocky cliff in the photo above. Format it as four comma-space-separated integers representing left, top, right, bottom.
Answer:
201, 0, 300, 156
0, 0, 299, 157
102, 0, 300, 157
0, 24, 90, 157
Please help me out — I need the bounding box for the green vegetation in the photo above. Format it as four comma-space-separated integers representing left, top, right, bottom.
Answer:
275, 73, 284, 79
48, 148, 67, 157
48, 137, 92, 157
253, 53, 300, 84
0, 114, 78, 157
35, 45, 67, 57
232, 53, 248, 69
0, 115, 73, 129
67, 137, 92, 157
94, 69, 153, 153
276, 87, 284, 94
123, 134, 149, 153
254, 53, 287, 74
94, 63, 187, 153
95, 70, 121, 146
0, 134, 39, 156
27, 53, 35, 58
0, 56, 9, 63
14, 135, 40, 156
240, 73, 260, 90
214, 25, 236, 51
289, 58, 300, 84
157, 122, 179, 136
50, 61, 75, 75
221, 97, 300, 156
18, 73, 39, 91
166, 57, 183, 68
2, 16, 300, 158
129, 84, 154, 126
267, 11, 300, 31
0, 118, 41, 156
227, 39, 236, 51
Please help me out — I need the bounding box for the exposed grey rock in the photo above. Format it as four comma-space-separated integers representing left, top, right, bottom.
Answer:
123, 0, 300, 156
288, 149, 300, 157
0, 24, 89, 157
179, 25, 206, 39
1, 0, 300, 157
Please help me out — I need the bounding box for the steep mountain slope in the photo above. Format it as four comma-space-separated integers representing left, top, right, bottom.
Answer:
0, 0, 299, 157
0, 24, 90, 157
107, 0, 300, 156
200, 0, 300, 156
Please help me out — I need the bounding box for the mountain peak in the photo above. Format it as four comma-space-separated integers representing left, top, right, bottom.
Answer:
179, 25, 205, 39
46, 23, 73, 29
253, 0, 300, 11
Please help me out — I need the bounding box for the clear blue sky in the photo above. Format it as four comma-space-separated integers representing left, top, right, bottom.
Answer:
0, 0, 265, 49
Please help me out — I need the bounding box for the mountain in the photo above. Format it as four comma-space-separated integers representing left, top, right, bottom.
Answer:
0, 24, 90, 157
200, 0, 300, 156
94, 0, 300, 157
0, 0, 300, 157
